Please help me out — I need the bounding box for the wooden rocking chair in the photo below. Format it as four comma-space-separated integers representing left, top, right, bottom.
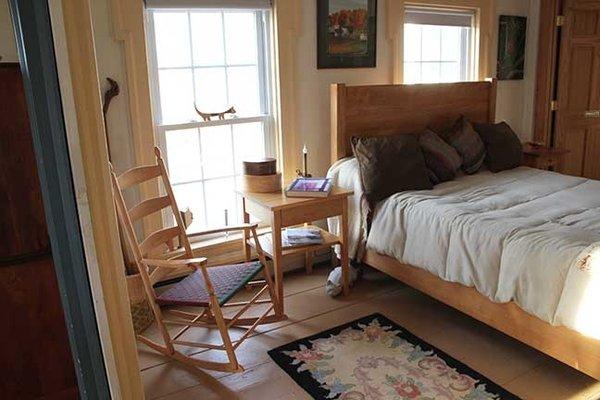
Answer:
110, 147, 281, 373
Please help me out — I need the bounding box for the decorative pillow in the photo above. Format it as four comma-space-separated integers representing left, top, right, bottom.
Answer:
473, 121, 523, 172
351, 134, 432, 204
419, 129, 462, 184
443, 115, 486, 174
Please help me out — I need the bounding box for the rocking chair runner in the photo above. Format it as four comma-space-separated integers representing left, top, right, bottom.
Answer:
110, 147, 282, 373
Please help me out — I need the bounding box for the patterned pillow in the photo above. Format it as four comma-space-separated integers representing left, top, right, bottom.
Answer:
443, 115, 486, 174
419, 129, 462, 184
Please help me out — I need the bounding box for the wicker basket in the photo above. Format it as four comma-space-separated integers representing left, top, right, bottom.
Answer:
126, 273, 154, 334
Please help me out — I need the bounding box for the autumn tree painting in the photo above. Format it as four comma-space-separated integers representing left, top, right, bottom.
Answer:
317, 0, 376, 69
327, 1, 369, 55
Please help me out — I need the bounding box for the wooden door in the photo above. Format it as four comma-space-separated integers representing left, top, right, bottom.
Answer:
0, 63, 78, 398
555, 0, 600, 178
0, 64, 50, 261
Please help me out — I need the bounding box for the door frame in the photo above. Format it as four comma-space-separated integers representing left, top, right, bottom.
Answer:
9, 0, 111, 397
9, 0, 144, 398
533, 0, 563, 145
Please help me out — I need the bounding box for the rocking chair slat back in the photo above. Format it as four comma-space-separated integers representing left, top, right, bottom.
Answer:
117, 165, 161, 189
128, 195, 171, 222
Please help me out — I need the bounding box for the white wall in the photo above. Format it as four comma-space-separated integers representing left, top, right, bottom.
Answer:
91, 0, 137, 174
493, 0, 538, 141
294, 3, 394, 176
0, 0, 18, 62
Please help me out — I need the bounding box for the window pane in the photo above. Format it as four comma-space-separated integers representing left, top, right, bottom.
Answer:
165, 128, 202, 184
421, 25, 441, 61
422, 63, 441, 83
191, 12, 225, 66
404, 62, 421, 84
233, 122, 265, 174
200, 125, 234, 178
158, 69, 195, 124
440, 62, 460, 83
441, 26, 461, 61
153, 12, 191, 68
204, 177, 237, 228
227, 66, 261, 116
172, 182, 206, 231
404, 24, 422, 62
224, 12, 258, 65
194, 67, 228, 113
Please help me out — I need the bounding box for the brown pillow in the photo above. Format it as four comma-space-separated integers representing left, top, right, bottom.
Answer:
419, 129, 462, 184
473, 121, 523, 172
352, 134, 432, 204
443, 115, 486, 174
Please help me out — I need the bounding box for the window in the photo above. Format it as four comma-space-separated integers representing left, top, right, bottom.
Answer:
146, 5, 274, 233
403, 7, 475, 84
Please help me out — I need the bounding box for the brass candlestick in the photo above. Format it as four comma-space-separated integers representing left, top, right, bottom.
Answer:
296, 144, 312, 177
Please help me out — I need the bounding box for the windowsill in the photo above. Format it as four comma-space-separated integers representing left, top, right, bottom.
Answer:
188, 225, 271, 250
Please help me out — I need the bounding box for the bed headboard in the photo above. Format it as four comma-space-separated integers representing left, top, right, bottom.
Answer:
330, 80, 497, 162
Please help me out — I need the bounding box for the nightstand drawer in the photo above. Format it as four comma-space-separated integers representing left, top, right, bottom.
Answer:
280, 198, 343, 227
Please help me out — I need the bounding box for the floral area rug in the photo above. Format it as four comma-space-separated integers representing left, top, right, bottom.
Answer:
268, 313, 520, 400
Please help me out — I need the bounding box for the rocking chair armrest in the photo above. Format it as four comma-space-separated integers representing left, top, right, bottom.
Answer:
187, 223, 259, 238
142, 257, 208, 270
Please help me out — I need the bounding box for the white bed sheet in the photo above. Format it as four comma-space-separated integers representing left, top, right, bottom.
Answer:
328, 158, 600, 338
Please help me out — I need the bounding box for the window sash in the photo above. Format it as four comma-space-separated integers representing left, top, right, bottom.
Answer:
146, 8, 275, 238
403, 24, 474, 83
147, 10, 272, 125
145, 0, 272, 10
156, 115, 273, 236
405, 7, 474, 28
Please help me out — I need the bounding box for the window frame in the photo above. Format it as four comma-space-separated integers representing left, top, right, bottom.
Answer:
146, 8, 276, 236
402, 7, 477, 84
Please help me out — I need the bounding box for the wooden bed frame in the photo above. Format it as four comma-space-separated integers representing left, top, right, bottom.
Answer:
330, 80, 600, 381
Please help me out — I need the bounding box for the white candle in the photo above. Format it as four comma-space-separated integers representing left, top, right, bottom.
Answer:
302, 144, 308, 176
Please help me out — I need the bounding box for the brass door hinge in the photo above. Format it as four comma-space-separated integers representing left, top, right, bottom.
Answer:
556, 15, 565, 27
551, 100, 559, 111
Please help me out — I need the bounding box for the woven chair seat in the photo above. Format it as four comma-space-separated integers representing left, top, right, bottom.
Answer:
156, 261, 264, 307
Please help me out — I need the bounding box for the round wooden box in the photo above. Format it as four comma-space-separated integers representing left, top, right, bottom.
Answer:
242, 157, 277, 176
241, 172, 282, 193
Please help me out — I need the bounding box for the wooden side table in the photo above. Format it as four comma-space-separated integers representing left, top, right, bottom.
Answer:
522, 144, 570, 171
235, 187, 353, 318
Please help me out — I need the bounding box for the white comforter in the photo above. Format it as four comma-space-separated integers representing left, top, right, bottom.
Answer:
328, 158, 600, 338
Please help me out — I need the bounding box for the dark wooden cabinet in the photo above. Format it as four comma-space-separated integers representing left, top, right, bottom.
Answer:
0, 63, 50, 262
0, 63, 78, 399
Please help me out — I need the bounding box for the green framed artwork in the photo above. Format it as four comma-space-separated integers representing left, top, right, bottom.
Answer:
317, 0, 377, 69
497, 15, 527, 80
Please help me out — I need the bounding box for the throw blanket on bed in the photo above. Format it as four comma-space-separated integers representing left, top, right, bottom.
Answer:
328, 159, 600, 338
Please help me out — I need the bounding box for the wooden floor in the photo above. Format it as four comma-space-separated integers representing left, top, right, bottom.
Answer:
139, 264, 600, 400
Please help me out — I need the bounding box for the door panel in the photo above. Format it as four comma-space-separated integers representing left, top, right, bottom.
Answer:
559, 126, 586, 175
565, 46, 594, 111
555, 0, 600, 179
572, 9, 598, 37
583, 128, 600, 178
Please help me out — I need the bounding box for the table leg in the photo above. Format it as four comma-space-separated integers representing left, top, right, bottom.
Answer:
305, 251, 313, 274
271, 211, 284, 316
242, 198, 251, 262
340, 199, 350, 296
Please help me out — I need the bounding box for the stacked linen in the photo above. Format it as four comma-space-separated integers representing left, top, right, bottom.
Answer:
283, 227, 323, 246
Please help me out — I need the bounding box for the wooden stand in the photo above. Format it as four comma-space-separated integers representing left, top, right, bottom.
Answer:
236, 187, 353, 317
522, 144, 569, 171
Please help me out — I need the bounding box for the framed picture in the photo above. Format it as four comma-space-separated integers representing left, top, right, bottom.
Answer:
317, 0, 377, 69
497, 15, 527, 80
